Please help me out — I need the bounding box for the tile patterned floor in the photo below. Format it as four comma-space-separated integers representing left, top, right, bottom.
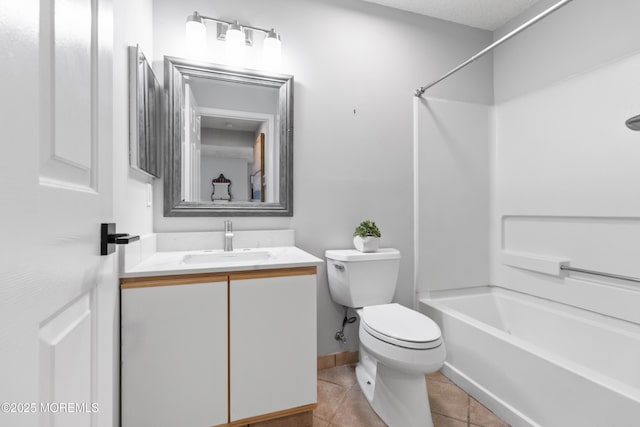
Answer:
314, 365, 509, 427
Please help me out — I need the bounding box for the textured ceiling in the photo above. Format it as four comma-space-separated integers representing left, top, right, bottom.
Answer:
361, 0, 541, 31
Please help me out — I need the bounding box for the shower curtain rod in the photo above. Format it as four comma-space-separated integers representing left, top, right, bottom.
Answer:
414, 0, 574, 97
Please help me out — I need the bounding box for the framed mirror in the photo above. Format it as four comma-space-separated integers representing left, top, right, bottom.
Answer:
164, 56, 293, 216
129, 45, 162, 178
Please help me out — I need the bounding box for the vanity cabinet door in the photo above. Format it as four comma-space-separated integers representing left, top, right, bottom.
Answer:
121, 279, 228, 427
229, 271, 317, 422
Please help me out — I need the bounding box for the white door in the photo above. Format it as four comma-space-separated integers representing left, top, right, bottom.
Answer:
0, 1, 117, 427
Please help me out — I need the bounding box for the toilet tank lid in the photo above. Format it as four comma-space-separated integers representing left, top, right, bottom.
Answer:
325, 248, 400, 262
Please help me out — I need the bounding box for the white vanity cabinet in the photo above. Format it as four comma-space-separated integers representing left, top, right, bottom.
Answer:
121, 267, 317, 427
121, 276, 229, 427
229, 270, 317, 422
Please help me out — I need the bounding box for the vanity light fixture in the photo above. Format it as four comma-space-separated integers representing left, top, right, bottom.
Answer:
185, 12, 206, 56
225, 21, 246, 65
262, 29, 282, 68
185, 11, 282, 67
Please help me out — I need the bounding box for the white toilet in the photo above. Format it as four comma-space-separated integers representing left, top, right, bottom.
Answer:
325, 248, 446, 427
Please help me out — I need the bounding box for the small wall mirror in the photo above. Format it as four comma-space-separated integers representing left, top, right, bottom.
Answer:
164, 56, 293, 216
129, 45, 162, 177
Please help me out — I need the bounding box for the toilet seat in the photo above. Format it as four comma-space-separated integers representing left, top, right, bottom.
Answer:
361, 303, 442, 350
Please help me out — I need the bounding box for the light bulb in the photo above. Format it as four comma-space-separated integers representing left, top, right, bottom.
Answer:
225, 21, 245, 66
263, 29, 281, 70
186, 12, 206, 58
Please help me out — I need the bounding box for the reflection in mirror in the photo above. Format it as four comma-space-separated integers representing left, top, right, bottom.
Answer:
165, 56, 293, 216
129, 45, 161, 177
182, 79, 278, 203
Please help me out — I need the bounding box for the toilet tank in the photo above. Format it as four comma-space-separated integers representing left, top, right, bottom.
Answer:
325, 248, 400, 308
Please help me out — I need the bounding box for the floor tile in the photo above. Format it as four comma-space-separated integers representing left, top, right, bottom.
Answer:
316, 365, 509, 427
427, 378, 469, 422
433, 413, 469, 427
426, 370, 454, 385
313, 416, 330, 427
469, 398, 510, 427
318, 364, 358, 389
330, 384, 387, 427
315, 380, 348, 422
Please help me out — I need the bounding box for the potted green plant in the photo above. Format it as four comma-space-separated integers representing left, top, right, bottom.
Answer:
353, 220, 381, 252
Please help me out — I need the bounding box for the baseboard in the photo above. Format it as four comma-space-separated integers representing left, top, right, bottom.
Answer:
317, 351, 359, 370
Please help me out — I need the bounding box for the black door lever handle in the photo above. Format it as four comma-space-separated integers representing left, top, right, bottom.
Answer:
107, 233, 140, 245
101, 223, 140, 256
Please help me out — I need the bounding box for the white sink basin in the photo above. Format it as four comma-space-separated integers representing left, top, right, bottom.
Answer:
182, 249, 271, 265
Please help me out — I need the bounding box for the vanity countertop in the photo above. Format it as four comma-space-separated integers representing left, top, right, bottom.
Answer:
121, 246, 324, 279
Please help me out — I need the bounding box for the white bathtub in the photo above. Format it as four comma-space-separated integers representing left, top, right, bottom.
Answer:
419, 286, 640, 427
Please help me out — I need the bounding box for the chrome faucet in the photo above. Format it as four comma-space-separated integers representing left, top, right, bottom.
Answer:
224, 220, 233, 252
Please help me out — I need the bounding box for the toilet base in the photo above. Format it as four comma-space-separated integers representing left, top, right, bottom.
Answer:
356, 347, 434, 427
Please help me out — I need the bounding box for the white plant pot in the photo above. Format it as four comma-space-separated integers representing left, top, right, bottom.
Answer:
353, 236, 380, 253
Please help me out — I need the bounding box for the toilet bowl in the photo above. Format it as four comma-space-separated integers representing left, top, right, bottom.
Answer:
325, 249, 446, 427
359, 303, 445, 373
356, 304, 445, 427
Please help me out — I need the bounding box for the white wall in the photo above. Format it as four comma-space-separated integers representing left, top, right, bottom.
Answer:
151, 0, 493, 355
113, 0, 154, 237
415, 97, 491, 298
202, 128, 254, 148
492, 0, 640, 323
494, 0, 640, 104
